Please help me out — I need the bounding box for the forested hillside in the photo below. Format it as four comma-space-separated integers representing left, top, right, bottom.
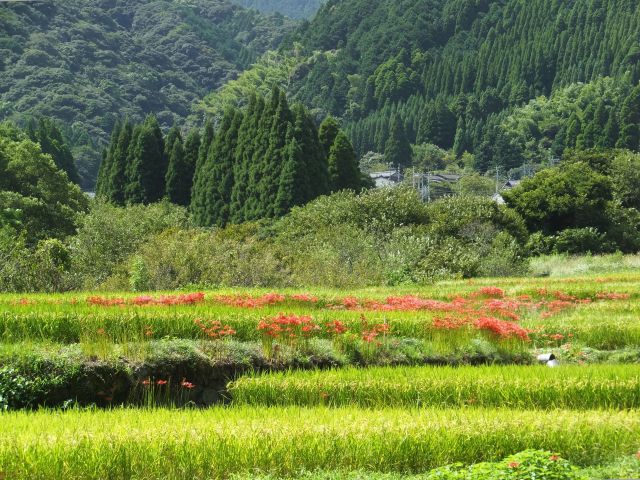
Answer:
228, 0, 324, 19
200, 0, 640, 176
0, 0, 295, 188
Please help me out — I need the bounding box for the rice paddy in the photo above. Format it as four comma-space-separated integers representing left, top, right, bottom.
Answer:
1, 272, 639, 478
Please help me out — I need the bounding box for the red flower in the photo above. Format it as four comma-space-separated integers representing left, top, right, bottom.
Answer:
507, 462, 520, 468
549, 455, 560, 461
156, 380, 168, 386
142, 379, 151, 386
181, 380, 195, 389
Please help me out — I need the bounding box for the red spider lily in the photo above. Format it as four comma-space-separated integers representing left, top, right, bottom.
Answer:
87, 293, 205, 307
361, 323, 390, 343
473, 317, 530, 341
96, 328, 107, 336
325, 320, 348, 335
470, 286, 505, 299
194, 318, 236, 339
635, 450, 640, 460
507, 462, 520, 468
87, 296, 126, 307
180, 380, 195, 389
549, 333, 565, 341
549, 455, 560, 461
215, 293, 286, 308
257, 313, 319, 340
291, 294, 318, 303
596, 292, 630, 300
132, 295, 154, 305
156, 380, 168, 386
142, 379, 151, 386
432, 316, 469, 330
342, 297, 360, 309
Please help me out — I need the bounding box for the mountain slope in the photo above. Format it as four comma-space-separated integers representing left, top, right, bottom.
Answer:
276, 0, 640, 170
0, 0, 295, 188
229, 0, 324, 19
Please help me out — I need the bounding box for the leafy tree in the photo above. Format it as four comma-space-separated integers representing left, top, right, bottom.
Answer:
503, 161, 612, 235
0, 132, 88, 243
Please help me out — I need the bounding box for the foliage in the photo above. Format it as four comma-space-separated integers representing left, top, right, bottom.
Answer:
0, 130, 88, 243
68, 201, 188, 289
0, 0, 295, 188
228, 0, 324, 19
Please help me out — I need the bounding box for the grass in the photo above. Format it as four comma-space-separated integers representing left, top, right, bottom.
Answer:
0, 273, 638, 351
229, 364, 640, 409
1, 271, 640, 478
0, 406, 638, 479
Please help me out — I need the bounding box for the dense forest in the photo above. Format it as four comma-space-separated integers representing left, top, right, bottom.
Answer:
228, 0, 324, 19
199, 0, 640, 178
0, 0, 294, 188
96, 88, 362, 227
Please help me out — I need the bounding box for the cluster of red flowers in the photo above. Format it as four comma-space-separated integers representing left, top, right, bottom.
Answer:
431, 314, 530, 340
87, 293, 205, 307
595, 292, 630, 300
257, 313, 320, 339
215, 293, 286, 308
325, 320, 349, 335
361, 322, 390, 343
473, 317, 530, 341
87, 296, 127, 306
290, 293, 319, 303
340, 295, 467, 313
215, 292, 321, 308
194, 318, 236, 339
469, 286, 506, 298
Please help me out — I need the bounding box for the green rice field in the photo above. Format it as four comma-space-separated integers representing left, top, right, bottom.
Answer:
1, 272, 640, 478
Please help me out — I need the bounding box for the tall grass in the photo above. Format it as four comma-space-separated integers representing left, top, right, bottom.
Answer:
229, 364, 640, 409
0, 406, 638, 479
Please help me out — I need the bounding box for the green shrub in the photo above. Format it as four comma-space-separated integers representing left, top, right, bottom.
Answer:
69, 201, 189, 288
553, 227, 612, 254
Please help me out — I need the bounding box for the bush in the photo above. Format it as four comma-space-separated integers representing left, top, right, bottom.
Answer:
69, 201, 189, 288
133, 228, 289, 289
553, 227, 612, 254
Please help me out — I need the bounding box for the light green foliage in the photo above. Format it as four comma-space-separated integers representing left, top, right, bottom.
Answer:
69, 201, 188, 289
0, 133, 88, 243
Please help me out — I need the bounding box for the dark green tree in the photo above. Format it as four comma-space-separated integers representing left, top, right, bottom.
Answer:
165, 129, 194, 206
329, 131, 361, 191
109, 120, 133, 205
318, 116, 340, 157
384, 114, 412, 168
616, 84, 640, 151
125, 115, 166, 204
30, 118, 81, 184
